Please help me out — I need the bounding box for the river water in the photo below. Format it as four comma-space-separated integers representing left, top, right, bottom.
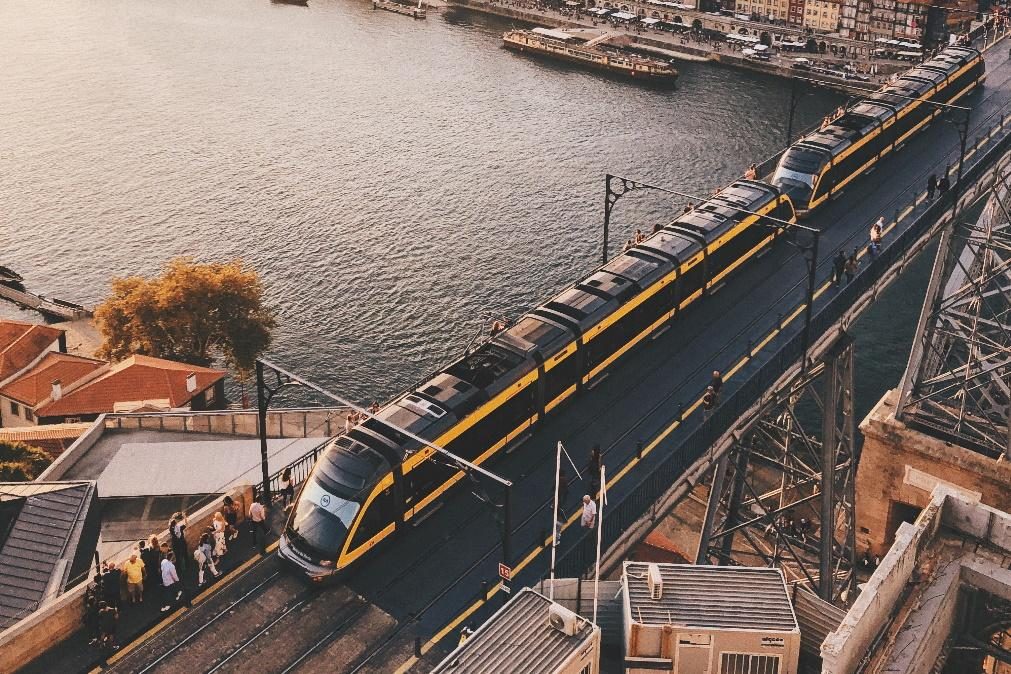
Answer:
0, 0, 922, 412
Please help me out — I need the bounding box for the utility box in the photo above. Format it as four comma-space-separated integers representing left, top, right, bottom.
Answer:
622, 562, 800, 674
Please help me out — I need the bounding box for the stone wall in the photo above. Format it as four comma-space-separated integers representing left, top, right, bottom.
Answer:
855, 389, 1011, 558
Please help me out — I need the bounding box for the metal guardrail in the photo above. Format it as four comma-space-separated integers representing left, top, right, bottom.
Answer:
552, 114, 1011, 580
252, 437, 332, 504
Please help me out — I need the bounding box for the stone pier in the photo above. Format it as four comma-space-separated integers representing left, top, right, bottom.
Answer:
855, 388, 1011, 559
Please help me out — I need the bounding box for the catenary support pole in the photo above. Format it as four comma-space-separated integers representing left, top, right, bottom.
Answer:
593, 465, 606, 625
256, 360, 272, 505
549, 441, 562, 600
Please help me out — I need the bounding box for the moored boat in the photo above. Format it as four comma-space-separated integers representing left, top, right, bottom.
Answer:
0, 265, 25, 292
373, 0, 426, 19
503, 27, 677, 83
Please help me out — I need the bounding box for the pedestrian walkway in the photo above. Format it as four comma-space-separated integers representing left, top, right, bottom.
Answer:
17, 505, 290, 674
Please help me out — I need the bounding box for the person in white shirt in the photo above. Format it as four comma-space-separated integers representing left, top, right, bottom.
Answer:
581, 495, 597, 529
160, 555, 181, 613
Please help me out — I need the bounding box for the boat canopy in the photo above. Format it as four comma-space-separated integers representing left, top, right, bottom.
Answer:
531, 27, 575, 40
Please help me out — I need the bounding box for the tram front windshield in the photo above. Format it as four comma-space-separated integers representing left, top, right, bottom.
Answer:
288, 477, 361, 559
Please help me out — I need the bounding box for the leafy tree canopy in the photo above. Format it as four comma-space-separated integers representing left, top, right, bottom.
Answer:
95, 258, 276, 377
0, 440, 51, 481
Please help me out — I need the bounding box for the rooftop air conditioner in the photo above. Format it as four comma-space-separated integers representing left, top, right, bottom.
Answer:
547, 604, 580, 637
648, 563, 663, 600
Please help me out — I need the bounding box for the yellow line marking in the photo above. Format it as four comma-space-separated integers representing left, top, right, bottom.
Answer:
97, 540, 281, 669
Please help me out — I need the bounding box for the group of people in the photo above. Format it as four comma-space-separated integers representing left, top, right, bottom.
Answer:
344, 403, 382, 432
84, 495, 263, 653
926, 171, 951, 200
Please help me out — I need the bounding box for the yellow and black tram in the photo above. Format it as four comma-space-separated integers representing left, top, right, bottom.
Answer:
278, 180, 794, 579
772, 45, 985, 215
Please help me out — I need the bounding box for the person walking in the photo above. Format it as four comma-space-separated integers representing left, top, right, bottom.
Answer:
210, 513, 227, 558
833, 249, 847, 286
101, 561, 121, 610
710, 370, 723, 399
938, 174, 950, 199
580, 495, 597, 529
869, 217, 883, 256
84, 575, 102, 646
222, 496, 239, 542
140, 538, 160, 595
927, 173, 937, 199
249, 496, 268, 554
160, 553, 182, 613
97, 602, 119, 651
194, 540, 219, 587
845, 249, 859, 283
702, 386, 717, 418
122, 553, 145, 604
279, 468, 295, 508
168, 512, 189, 574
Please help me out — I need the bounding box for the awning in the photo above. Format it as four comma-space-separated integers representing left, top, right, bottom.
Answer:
611, 11, 638, 20
588, 7, 610, 14
641, 17, 660, 24
897, 50, 922, 56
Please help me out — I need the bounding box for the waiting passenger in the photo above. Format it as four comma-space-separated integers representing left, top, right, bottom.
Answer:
833, 250, 847, 286
634, 228, 645, 244
744, 163, 758, 180
683, 202, 693, 214
580, 495, 597, 529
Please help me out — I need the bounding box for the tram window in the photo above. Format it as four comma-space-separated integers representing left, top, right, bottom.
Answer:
585, 320, 630, 370
349, 486, 396, 549
405, 456, 456, 501
678, 260, 706, 304
445, 385, 536, 461
544, 354, 581, 403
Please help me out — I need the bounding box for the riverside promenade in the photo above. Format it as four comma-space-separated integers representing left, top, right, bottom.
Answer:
446, 0, 951, 88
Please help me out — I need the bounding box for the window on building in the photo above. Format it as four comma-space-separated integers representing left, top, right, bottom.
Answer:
205, 385, 217, 406
25, 409, 34, 422
9, 401, 19, 416
65, 417, 81, 424
578, 665, 591, 674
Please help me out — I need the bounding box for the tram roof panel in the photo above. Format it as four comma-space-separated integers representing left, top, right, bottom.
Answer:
552, 287, 608, 319
640, 230, 699, 263
579, 271, 639, 302
714, 181, 776, 210
498, 315, 570, 356
446, 341, 527, 389
906, 68, 946, 84
850, 102, 895, 122
602, 251, 667, 286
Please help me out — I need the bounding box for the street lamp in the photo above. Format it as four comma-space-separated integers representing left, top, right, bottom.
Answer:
600, 174, 822, 374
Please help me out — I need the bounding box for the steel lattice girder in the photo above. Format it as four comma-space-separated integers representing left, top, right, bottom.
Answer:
697, 335, 857, 605
898, 172, 1011, 459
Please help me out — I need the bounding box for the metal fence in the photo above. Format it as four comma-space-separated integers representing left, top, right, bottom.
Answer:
552, 122, 1011, 580
252, 437, 331, 504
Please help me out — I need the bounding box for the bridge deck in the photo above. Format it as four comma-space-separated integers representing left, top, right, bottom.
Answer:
27, 42, 1011, 674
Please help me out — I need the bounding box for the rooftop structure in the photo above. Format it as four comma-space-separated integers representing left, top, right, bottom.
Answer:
0, 320, 63, 386
622, 562, 800, 673
0, 354, 227, 427
822, 486, 1011, 674
0, 481, 99, 629
431, 587, 601, 674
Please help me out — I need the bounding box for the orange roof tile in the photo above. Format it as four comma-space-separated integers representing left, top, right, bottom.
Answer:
36, 355, 226, 418
0, 320, 63, 383
0, 352, 105, 406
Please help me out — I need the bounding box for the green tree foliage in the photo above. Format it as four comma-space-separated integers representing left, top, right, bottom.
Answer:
95, 258, 276, 378
0, 440, 51, 481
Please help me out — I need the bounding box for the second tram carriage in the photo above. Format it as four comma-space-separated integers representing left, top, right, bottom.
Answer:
772, 46, 984, 215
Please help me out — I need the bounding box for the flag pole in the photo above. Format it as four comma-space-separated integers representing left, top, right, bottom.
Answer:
593, 464, 606, 625
550, 441, 562, 601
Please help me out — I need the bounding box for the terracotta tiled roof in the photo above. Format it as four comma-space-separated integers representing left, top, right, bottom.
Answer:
36, 355, 226, 418
0, 320, 63, 383
0, 423, 92, 459
0, 352, 104, 406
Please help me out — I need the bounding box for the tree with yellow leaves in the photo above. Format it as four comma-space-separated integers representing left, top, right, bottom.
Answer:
95, 258, 276, 378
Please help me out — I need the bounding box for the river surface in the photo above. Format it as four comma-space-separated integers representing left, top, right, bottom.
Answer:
0, 0, 926, 410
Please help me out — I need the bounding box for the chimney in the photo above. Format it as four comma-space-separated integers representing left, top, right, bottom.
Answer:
51, 379, 62, 401
186, 372, 197, 393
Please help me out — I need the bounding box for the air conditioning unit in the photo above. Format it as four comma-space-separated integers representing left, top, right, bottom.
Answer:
547, 604, 580, 637
648, 563, 663, 600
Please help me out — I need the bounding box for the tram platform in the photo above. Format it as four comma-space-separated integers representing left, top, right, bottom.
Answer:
16, 506, 289, 674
